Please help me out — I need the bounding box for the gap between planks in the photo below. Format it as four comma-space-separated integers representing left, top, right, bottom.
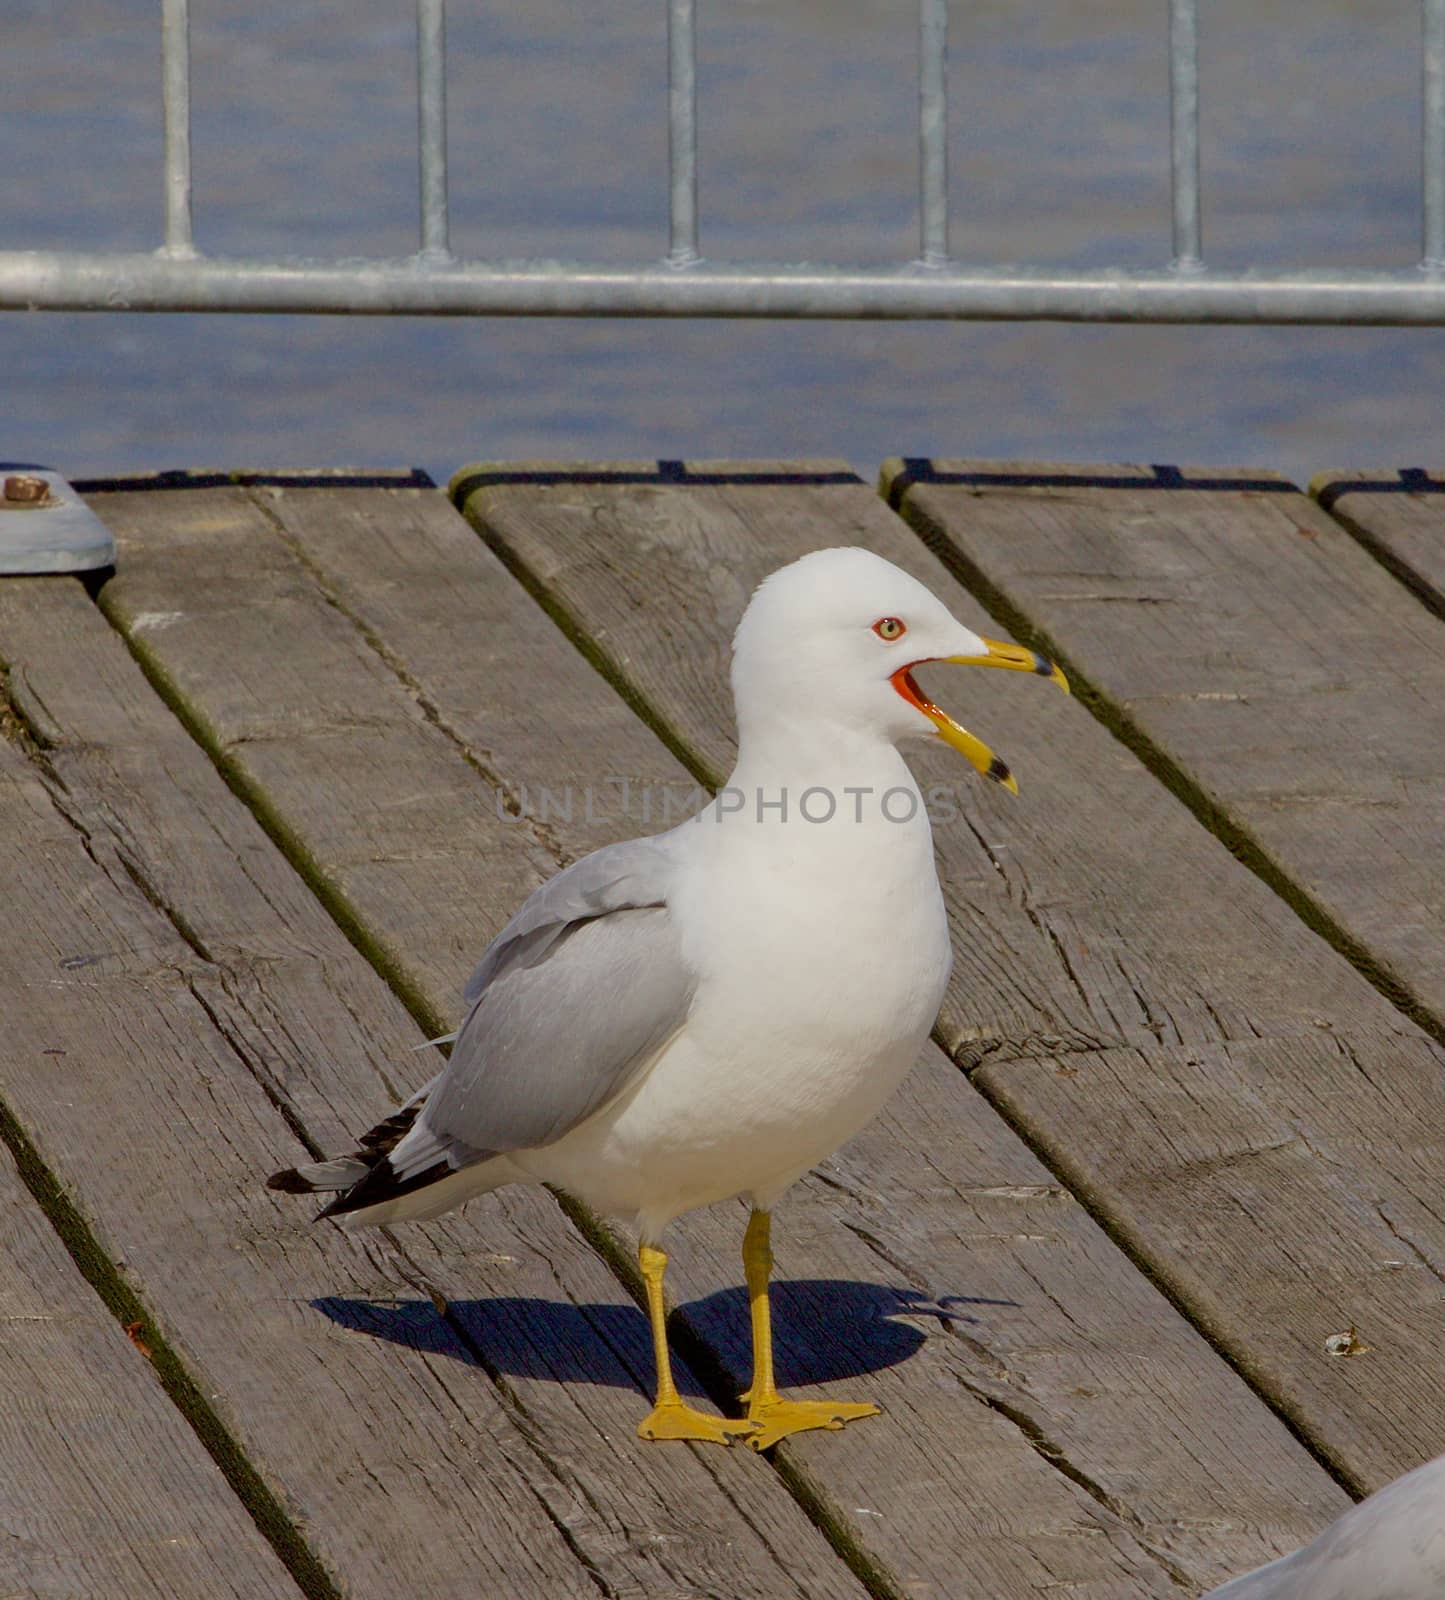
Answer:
0, 1123, 301, 1600
0, 673, 340, 1600
1309, 468, 1445, 623
75, 472, 1358, 1596
0, 576, 878, 1600
83, 480, 1192, 1598
884, 458, 1445, 1058
451, 460, 1445, 1510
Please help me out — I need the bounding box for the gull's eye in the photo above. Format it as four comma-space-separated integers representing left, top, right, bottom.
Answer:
872, 616, 907, 641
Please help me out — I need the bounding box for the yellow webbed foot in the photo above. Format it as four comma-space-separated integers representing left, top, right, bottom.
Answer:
744, 1396, 881, 1451
638, 1402, 761, 1445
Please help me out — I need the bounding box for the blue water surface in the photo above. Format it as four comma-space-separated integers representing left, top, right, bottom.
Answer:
3, 0, 1440, 484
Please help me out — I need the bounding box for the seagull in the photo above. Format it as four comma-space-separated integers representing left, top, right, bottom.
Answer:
269, 546, 1066, 1447
1201, 1451, 1445, 1598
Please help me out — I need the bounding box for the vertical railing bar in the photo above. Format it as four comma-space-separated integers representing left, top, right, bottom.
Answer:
160, 0, 196, 258
667, 0, 699, 265
1424, 0, 1445, 266
417, 0, 451, 259
918, 0, 949, 265
1167, 0, 1202, 269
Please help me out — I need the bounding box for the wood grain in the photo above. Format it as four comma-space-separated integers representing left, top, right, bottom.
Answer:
0, 1140, 298, 1600
0, 569, 867, 1600
1311, 469, 1445, 619
456, 461, 1445, 1503
82, 471, 1374, 1592
85, 475, 1250, 1597
886, 459, 1445, 1037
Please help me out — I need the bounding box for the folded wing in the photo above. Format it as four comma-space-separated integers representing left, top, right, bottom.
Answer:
281, 839, 695, 1220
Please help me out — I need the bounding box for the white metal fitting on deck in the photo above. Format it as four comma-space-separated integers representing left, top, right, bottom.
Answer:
0, 470, 115, 575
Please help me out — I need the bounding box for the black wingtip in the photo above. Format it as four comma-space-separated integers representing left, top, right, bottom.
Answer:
319, 1153, 452, 1221
314, 1155, 397, 1220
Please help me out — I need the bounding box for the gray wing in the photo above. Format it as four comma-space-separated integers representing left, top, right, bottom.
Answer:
460, 838, 677, 1006
387, 839, 694, 1183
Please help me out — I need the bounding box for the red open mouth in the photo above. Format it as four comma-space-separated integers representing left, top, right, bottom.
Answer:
890, 661, 1016, 791
885, 638, 1065, 793
890, 665, 932, 716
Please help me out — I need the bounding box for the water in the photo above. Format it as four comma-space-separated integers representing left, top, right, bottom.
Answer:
4, 0, 1441, 485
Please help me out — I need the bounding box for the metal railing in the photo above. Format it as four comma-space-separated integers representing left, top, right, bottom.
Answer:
5, 0, 1445, 324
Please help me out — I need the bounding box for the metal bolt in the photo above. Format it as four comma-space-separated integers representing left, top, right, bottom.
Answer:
3, 475, 53, 506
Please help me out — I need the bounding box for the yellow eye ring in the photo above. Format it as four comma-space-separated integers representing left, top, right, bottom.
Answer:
872, 616, 906, 641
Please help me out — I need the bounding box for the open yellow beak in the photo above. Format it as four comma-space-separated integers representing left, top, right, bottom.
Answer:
892, 638, 1068, 795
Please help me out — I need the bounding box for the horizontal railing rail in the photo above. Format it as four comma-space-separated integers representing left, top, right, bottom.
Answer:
4, 0, 1445, 325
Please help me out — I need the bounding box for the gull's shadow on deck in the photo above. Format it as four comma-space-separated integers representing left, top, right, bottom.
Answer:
315, 1281, 1007, 1398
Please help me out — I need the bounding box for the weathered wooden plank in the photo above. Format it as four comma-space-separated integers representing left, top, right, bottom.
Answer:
453, 461, 1445, 1505
0, 572, 869, 1600
886, 459, 1445, 1040
86, 477, 1223, 1598
1311, 469, 1445, 619
272, 469, 1368, 1546
0, 612, 605, 1600
0, 1141, 298, 1600
258, 475, 1384, 1589
85, 473, 1369, 1594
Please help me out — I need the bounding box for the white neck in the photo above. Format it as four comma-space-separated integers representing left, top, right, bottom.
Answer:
707, 712, 935, 844
730, 710, 906, 787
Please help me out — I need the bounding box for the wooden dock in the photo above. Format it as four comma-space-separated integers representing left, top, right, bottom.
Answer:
2, 460, 1441, 1600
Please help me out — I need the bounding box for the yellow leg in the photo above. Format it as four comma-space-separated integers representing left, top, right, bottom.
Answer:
741, 1208, 880, 1451
636, 1242, 758, 1445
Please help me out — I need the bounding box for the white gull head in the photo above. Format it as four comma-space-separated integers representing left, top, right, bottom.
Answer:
730, 546, 1068, 793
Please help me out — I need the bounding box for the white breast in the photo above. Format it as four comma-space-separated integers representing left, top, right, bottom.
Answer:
678, 779, 951, 1057
519, 761, 952, 1236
